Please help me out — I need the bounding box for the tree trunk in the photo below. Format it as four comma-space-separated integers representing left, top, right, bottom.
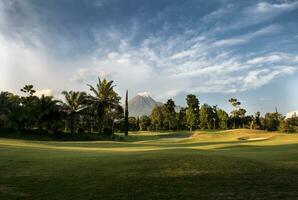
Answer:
70, 114, 75, 134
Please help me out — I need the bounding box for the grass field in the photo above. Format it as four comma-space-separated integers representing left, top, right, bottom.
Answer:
1, 129, 298, 200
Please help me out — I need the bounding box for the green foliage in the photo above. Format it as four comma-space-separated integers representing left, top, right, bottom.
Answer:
252, 112, 262, 129
199, 104, 214, 129
217, 109, 229, 130
186, 94, 199, 109
0, 81, 294, 135
162, 99, 177, 130
139, 115, 151, 131
36, 95, 63, 133
279, 117, 298, 133
263, 112, 282, 131
150, 106, 164, 130
128, 116, 139, 131
87, 78, 122, 134
186, 108, 197, 131
228, 98, 247, 128
176, 108, 187, 130
186, 94, 199, 131
62, 91, 87, 134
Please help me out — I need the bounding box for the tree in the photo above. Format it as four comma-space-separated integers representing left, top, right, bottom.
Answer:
252, 112, 262, 129
186, 109, 196, 131
20, 85, 40, 130
87, 78, 121, 134
128, 116, 139, 131
199, 104, 213, 129
229, 98, 246, 128
124, 90, 129, 136
263, 112, 282, 131
0, 92, 23, 131
162, 99, 177, 130
279, 117, 298, 133
217, 109, 228, 130
186, 94, 199, 131
108, 104, 124, 134
36, 95, 63, 133
150, 106, 164, 131
136, 117, 140, 131
177, 108, 187, 130
62, 91, 86, 134
139, 115, 151, 131
20, 85, 36, 96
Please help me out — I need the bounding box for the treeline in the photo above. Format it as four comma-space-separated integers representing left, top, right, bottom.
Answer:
0, 78, 127, 136
129, 96, 298, 133
1, 78, 298, 136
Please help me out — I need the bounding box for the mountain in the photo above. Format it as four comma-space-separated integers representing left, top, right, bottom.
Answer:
128, 92, 183, 117
128, 92, 162, 117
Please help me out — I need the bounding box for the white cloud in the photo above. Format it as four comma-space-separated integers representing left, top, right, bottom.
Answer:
242, 1, 298, 25
86, 29, 298, 99
214, 25, 281, 47
254, 1, 298, 14
0, 34, 51, 91
243, 66, 296, 90
71, 68, 94, 83
137, 91, 150, 97
35, 89, 53, 97
213, 1, 298, 33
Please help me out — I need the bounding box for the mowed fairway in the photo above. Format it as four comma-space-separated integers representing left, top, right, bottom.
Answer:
1, 130, 298, 200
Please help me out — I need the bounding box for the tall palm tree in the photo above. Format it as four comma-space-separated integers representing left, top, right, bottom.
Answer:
87, 78, 121, 134
62, 91, 86, 134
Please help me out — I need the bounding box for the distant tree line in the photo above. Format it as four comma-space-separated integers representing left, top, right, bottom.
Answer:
130, 96, 298, 133
1, 78, 298, 136
0, 78, 127, 136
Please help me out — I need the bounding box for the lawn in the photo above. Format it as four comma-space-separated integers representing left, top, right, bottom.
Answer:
1, 129, 298, 200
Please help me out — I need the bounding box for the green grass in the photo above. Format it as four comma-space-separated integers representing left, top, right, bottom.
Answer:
1, 129, 298, 199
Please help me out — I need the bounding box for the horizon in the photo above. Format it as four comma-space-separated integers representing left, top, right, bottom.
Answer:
1, 0, 298, 115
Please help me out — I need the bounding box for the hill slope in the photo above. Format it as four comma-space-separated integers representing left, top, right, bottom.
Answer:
128, 93, 161, 117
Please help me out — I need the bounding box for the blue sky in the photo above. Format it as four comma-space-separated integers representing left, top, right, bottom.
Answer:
1, 0, 298, 115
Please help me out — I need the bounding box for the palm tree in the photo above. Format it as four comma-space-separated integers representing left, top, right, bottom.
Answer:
87, 78, 121, 134
62, 91, 86, 134
37, 95, 61, 131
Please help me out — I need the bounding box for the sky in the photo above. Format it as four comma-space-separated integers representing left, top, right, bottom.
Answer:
1, 0, 298, 115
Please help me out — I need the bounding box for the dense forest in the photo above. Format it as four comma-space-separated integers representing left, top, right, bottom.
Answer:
1, 78, 298, 138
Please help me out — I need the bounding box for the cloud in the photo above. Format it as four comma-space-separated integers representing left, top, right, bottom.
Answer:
71, 68, 94, 83
0, 0, 297, 106
35, 89, 53, 97
242, 66, 296, 90
252, 1, 298, 14
212, 1, 298, 33
247, 53, 287, 64
214, 25, 281, 47
137, 91, 150, 97
0, 34, 51, 91
86, 28, 298, 99
242, 1, 298, 25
